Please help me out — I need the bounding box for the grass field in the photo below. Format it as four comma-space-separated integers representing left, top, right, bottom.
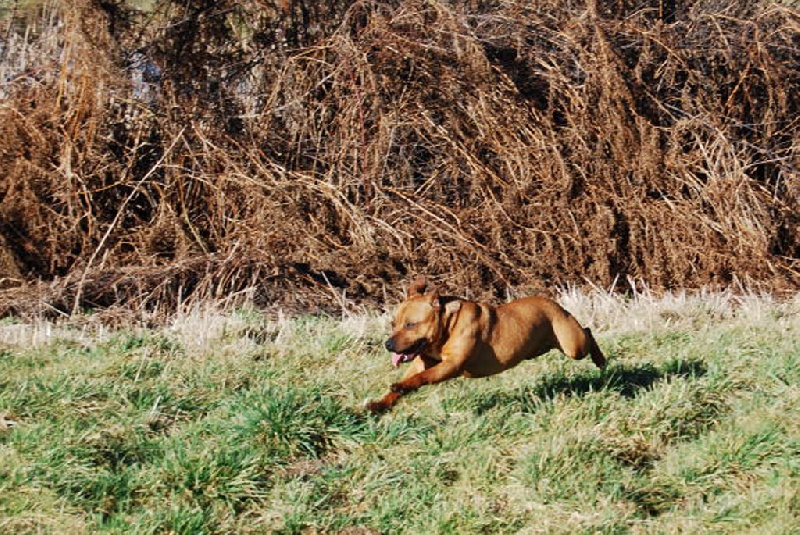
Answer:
1, 289, 799, 533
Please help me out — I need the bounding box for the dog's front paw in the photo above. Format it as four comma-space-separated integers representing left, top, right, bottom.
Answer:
364, 400, 389, 414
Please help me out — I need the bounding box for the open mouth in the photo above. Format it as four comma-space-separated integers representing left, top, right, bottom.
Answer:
391, 352, 418, 367
389, 339, 426, 367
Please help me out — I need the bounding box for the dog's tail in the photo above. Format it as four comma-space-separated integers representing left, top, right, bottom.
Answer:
584, 328, 607, 369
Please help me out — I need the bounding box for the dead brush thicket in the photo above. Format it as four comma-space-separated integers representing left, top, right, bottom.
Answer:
0, 0, 798, 318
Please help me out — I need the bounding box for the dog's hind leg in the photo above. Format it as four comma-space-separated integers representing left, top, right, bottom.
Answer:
553, 318, 606, 369
584, 328, 607, 369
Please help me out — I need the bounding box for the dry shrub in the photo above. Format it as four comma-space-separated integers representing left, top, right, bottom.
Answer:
0, 0, 798, 318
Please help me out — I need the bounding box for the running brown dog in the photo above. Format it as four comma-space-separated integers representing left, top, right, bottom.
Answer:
365, 276, 606, 413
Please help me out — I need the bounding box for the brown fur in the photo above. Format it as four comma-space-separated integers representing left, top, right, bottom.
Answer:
365, 276, 606, 413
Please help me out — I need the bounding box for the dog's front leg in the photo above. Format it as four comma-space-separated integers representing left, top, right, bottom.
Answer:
390, 360, 461, 394
365, 361, 461, 413
365, 357, 430, 413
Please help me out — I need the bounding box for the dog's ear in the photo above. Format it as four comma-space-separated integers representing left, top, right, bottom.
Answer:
407, 275, 428, 297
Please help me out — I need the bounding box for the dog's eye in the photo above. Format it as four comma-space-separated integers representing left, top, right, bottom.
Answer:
404, 322, 416, 329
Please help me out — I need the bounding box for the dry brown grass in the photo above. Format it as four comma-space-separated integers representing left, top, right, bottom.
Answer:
1, 0, 798, 318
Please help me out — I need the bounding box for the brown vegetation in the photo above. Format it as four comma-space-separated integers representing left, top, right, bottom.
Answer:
1, 0, 798, 317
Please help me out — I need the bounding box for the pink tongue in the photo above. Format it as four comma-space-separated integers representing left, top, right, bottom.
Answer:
392, 353, 404, 367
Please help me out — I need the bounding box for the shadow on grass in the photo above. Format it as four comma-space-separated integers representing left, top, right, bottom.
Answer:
472, 357, 707, 415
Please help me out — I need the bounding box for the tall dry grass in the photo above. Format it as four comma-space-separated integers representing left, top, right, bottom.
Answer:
0, 0, 798, 318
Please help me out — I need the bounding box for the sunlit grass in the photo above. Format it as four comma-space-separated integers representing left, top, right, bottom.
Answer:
1, 290, 799, 533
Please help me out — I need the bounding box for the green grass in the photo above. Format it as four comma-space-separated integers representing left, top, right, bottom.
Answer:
1, 293, 799, 533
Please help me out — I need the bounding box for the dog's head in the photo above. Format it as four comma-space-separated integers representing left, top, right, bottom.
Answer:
384, 275, 459, 367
